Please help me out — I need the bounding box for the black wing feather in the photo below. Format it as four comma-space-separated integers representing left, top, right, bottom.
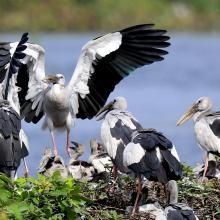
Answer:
76, 24, 170, 119
130, 129, 182, 182
2, 33, 29, 100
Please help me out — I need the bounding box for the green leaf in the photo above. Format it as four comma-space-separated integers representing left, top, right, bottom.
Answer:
7, 203, 23, 220
0, 189, 11, 205
49, 189, 67, 197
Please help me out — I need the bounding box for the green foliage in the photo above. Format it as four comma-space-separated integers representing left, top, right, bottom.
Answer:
0, 172, 90, 219
178, 164, 220, 219
0, 0, 220, 32
0, 165, 219, 219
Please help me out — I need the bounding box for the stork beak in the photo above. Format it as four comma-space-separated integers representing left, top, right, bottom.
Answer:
176, 103, 198, 126
96, 101, 114, 121
42, 75, 59, 84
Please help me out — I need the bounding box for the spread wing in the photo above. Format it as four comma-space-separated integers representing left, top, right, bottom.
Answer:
17, 43, 49, 123
0, 33, 28, 113
0, 34, 48, 123
67, 24, 170, 119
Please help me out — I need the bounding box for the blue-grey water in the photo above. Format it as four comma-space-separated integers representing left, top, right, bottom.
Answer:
1, 32, 220, 176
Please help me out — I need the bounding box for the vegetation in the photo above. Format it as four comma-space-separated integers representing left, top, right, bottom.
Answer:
0, 165, 219, 220
0, 0, 220, 32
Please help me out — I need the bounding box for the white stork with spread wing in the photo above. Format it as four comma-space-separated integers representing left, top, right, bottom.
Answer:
0, 24, 170, 156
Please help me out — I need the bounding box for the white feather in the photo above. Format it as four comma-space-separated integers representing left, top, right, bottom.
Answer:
67, 32, 122, 114
19, 129, 29, 152
123, 142, 145, 167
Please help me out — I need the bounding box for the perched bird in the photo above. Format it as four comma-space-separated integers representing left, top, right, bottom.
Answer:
0, 100, 29, 179
96, 96, 143, 179
193, 153, 220, 180
177, 96, 220, 181
89, 138, 112, 174
0, 24, 170, 157
38, 147, 53, 174
156, 180, 198, 220
139, 202, 165, 219
68, 141, 95, 180
38, 148, 68, 179
0, 33, 29, 178
123, 129, 182, 215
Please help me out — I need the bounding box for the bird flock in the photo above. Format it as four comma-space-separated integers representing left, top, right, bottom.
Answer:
0, 23, 219, 218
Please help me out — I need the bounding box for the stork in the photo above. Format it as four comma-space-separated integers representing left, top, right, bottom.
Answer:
68, 141, 95, 180
123, 129, 182, 215
176, 96, 220, 181
0, 100, 29, 179
157, 180, 198, 220
96, 96, 143, 179
0, 24, 170, 157
89, 139, 112, 174
38, 148, 68, 179
0, 33, 29, 178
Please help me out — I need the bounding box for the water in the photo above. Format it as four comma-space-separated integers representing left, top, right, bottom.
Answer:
1, 32, 220, 176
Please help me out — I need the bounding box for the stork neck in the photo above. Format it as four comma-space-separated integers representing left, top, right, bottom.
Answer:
70, 152, 81, 161
167, 180, 178, 204
193, 110, 211, 122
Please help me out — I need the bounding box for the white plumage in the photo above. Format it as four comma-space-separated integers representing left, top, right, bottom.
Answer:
177, 96, 220, 181
97, 97, 143, 175
0, 25, 170, 157
122, 128, 182, 216
123, 142, 145, 167
89, 139, 112, 174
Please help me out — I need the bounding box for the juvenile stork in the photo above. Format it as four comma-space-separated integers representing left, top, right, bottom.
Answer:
96, 96, 143, 178
68, 141, 95, 180
0, 24, 170, 157
160, 180, 198, 220
177, 96, 220, 181
123, 129, 182, 215
89, 139, 112, 174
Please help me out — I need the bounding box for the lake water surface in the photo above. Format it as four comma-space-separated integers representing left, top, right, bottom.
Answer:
1, 32, 220, 176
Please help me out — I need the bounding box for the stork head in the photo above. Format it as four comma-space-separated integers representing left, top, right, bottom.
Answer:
90, 139, 104, 155
69, 141, 84, 159
96, 96, 127, 120
177, 96, 213, 126
42, 74, 65, 85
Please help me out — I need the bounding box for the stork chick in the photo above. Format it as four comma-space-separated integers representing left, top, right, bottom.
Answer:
89, 139, 112, 174
68, 141, 95, 180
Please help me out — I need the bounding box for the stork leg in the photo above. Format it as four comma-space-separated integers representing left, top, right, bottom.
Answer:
132, 175, 142, 216
23, 158, 29, 178
202, 152, 209, 182
66, 129, 71, 157
112, 164, 118, 181
50, 130, 58, 156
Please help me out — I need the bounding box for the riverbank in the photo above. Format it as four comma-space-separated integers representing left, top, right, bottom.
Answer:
1, 0, 220, 32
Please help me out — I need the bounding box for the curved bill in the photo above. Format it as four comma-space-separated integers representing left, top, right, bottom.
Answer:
96, 101, 114, 121
176, 103, 198, 126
